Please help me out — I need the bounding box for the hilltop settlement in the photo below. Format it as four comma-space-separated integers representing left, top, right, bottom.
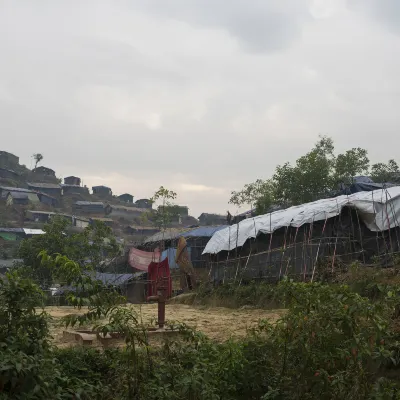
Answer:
0, 150, 229, 273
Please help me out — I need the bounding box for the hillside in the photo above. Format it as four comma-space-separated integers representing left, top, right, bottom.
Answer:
0, 150, 199, 248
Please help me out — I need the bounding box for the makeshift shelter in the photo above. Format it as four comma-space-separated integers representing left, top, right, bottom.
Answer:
204, 187, 400, 283
181, 225, 228, 268
143, 225, 228, 269
55, 271, 147, 303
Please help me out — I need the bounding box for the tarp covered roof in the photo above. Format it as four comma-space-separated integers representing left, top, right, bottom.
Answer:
8, 191, 31, 200
203, 186, 400, 254
27, 182, 61, 189
53, 271, 145, 295
23, 229, 45, 235
182, 225, 228, 238
88, 271, 135, 286
144, 228, 193, 243
0, 186, 32, 194
75, 201, 104, 206
0, 228, 24, 233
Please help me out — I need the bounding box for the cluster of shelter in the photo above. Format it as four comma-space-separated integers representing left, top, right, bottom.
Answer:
3, 149, 400, 302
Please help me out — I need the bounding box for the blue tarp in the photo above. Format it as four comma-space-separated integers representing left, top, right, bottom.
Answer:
181, 225, 228, 238
161, 247, 192, 269
333, 176, 397, 196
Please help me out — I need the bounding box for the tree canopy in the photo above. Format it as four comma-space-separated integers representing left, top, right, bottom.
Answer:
229, 136, 398, 215
18, 217, 120, 287
33, 153, 43, 170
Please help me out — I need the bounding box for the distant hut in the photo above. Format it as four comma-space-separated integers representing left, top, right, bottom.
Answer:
27, 182, 62, 198
6, 191, 39, 206
134, 199, 152, 209
92, 185, 112, 197
118, 193, 134, 204
64, 176, 81, 186
0, 151, 19, 168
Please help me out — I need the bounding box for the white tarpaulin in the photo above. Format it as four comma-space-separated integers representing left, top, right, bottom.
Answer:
23, 228, 45, 235
203, 187, 400, 254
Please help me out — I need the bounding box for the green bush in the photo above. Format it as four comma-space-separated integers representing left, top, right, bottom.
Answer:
2, 267, 400, 399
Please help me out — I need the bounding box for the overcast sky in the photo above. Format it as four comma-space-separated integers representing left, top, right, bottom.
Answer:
1, 0, 399, 217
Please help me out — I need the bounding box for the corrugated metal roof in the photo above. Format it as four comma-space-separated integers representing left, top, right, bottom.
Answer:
27, 182, 61, 189
144, 227, 194, 243
90, 217, 113, 222
182, 225, 228, 238
75, 201, 105, 206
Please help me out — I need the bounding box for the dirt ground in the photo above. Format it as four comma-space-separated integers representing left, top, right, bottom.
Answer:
47, 304, 284, 347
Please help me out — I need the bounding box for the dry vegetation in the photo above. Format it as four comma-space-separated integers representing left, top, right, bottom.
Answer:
47, 303, 284, 347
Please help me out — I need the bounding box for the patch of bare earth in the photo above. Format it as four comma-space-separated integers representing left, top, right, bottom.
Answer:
47, 304, 284, 347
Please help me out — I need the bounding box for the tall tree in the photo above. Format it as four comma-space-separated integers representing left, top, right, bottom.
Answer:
148, 186, 178, 230
370, 159, 400, 183
334, 148, 370, 184
273, 136, 336, 206
229, 136, 389, 215
229, 179, 275, 214
33, 153, 43, 170
18, 217, 120, 287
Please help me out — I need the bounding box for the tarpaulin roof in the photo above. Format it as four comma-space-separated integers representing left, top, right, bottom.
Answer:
75, 201, 104, 206
181, 225, 228, 238
203, 186, 400, 254
0, 186, 32, 193
8, 191, 29, 199
54, 271, 146, 295
23, 229, 45, 235
0, 233, 18, 241
334, 182, 396, 196
143, 228, 193, 243
88, 272, 134, 286
27, 182, 61, 189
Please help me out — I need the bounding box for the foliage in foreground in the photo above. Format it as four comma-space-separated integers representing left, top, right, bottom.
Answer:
1, 266, 400, 399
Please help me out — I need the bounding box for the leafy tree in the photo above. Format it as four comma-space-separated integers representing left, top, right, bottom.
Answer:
229, 179, 275, 214
18, 217, 120, 287
230, 136, 396, 214
32, 153, 43, 170
334, 147, 370, 184
147, 186, 178, 230
370, 159, 400, 183
273, 136, 336, 206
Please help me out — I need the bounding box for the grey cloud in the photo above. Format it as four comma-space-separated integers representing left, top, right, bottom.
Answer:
350, 0, 400, 33
131, 0, 311, 53
1, 0, 400, 216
